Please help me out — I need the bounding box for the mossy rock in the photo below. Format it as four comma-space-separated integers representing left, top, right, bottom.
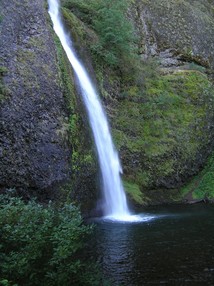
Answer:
61, 7, 98, 60
123, 180, 144, 204
181, 151, 214, 200
55, 10, 99, 212
59, 0, 214, 206
112, 70, 214, 203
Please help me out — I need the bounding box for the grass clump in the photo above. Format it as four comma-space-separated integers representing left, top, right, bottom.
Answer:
0, 195, 101, 286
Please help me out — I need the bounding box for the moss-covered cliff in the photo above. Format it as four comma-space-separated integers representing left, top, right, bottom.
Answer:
61, 0, 214, 205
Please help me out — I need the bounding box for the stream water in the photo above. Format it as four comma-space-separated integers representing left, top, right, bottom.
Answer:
89, 204, 214, 285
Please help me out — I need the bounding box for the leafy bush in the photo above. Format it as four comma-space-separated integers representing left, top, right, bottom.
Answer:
90, 0, 136, 67
0, 196, 100, 286
62, 0, 136, 69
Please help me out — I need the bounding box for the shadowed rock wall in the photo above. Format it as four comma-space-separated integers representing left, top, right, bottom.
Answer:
0, 0, 71, 196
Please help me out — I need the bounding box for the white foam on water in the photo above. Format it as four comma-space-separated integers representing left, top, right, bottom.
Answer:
103, 214, 156, 223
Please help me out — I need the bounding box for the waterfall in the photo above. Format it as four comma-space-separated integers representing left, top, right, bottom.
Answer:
48, 0, 130, 218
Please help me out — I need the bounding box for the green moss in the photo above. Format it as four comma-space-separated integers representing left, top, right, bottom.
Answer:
52, 18, 96, 189
13, 48, 43, 94
0, 66, 8, 75
52, 33, 79, 163
123, 180, 144, 204
61, 7, 87, 43
27, 36, 47, 52
182, 152, 214, 199
53, 34, 75, 105
112, 69, 214, 194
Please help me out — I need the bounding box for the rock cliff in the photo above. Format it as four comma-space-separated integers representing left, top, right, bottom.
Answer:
135, 0, 214, 68
0, 0, 71, 198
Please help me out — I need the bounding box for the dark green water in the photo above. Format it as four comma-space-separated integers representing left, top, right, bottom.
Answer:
90, 204, 214, 285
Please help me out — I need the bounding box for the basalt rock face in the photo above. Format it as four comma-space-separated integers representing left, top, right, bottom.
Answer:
0, 0, 71, 197
135, 0, 214, 68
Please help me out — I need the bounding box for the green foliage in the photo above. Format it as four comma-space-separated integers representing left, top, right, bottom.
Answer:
123, 180, 144, 204
0, 195, 100, 286
91, 0, 136, 68
62, 0, 94, 24
0, 279, 17, 286
61, 7, 88, 45
182, 152, 214, 199
62, 0, 136, 70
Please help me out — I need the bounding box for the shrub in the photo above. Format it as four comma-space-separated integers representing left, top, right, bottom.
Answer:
62, 0, 136, 69
91, 0, 136, 67
0, 195, 100, 286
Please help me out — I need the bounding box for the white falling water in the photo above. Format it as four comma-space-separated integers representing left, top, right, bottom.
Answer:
48, 0, 131, 219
